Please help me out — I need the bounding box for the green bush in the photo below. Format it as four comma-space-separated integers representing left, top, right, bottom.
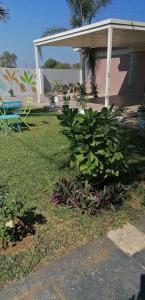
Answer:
58, 105, 127, 182
0, 186, 23, 249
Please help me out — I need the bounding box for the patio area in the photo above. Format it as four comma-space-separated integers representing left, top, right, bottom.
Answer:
34, 18, 145, 107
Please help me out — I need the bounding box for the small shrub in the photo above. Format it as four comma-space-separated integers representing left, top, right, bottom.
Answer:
0, 187, 46, 250
52, 177, 126, 215
0, 186, 24, 249
58, 105, 127, 183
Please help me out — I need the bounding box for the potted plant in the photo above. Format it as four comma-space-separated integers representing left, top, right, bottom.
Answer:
52, 80, 62, 102
74, 83, 86, 114
62, 94, 70, 111
49, 95, 56, 111
92, 83, 98, 99
75, 94, 86, 114
138, 99, 145, 129
9, 88, 15, 97
74, 82, 81, 95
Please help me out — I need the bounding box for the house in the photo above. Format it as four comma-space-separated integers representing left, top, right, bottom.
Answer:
33, 18, 145, 107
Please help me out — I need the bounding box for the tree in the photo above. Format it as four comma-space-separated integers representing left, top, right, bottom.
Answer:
67, 0, 111, 27
73, 63, 80, 69
0, 4, 9, 22
43, 1, 111, 91
43, 27, 67, 37
43, 58, 58, 69
67, 0, 111, 90
43, 58, 71, 69
0, 51, 17, 68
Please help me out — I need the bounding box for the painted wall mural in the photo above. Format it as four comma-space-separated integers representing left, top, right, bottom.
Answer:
0, 68, 37, 98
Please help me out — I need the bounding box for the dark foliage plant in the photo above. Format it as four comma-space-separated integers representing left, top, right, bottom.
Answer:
52, 177, 126, 215
58, 105, 127, 183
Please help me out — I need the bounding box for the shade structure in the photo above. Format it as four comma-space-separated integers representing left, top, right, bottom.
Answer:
33, 18, 145, 104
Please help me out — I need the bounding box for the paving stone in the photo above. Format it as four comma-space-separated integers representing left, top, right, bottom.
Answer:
107, 223, 145, 255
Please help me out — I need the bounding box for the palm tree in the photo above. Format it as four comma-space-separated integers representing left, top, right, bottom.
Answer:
42, 27, 67, 37
67, 0, 111, 27
43, 1, 111, 93
67, 0, 111, 91
0, 3, 9, 22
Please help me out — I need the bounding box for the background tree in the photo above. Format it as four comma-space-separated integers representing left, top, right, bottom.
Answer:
72, 62, 80, 69
0, 51, 17, 68
0, 3, 9, 22
43, 27, 67, 38
67, 0, 111, 27
43, 58, 80, 69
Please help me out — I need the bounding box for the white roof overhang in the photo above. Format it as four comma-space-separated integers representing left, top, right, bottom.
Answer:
33, 18, 145, 49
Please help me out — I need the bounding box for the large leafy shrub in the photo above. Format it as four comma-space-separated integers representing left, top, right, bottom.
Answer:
52, 177, 126, 214
58, 105, 127, 182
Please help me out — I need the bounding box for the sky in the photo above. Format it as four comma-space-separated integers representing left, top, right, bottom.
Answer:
1, 0, 145, 68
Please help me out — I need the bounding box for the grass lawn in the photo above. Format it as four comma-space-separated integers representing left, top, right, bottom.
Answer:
0, 109, 145, 288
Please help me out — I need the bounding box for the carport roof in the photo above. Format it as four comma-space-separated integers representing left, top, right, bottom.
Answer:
33, 18, 145, 49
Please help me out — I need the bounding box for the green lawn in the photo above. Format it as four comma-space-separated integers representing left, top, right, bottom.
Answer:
0, 109, 145, 287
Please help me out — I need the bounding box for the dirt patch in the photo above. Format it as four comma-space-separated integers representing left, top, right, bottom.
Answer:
0, 235, 34, 256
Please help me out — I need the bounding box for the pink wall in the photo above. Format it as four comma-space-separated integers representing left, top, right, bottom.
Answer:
92, 51, 145, 106
95, 54, 130, 97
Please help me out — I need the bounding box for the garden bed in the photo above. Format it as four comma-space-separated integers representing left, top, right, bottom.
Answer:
0, 235, 33, 256
0, 109, 145, 288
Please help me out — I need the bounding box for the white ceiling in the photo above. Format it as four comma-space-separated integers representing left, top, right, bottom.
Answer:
34, 19, 145, 49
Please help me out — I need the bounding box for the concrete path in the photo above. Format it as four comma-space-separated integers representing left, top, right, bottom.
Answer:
0, 216, 145, 300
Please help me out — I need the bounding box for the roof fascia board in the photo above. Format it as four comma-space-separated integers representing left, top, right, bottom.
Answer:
110, 18, 145, 27
33, 18, 145, 47
112, 24, 145, 31
33, 18, 112, 45
34, 25, 109, 47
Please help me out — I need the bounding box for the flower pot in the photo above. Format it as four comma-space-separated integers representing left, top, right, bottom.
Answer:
50, 102, 56, 111
79, 108, 85, 115
58, 95, 63, 101
54, 95, 59, 104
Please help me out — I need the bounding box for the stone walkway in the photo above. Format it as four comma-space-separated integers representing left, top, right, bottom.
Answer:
0, 215, 145, 300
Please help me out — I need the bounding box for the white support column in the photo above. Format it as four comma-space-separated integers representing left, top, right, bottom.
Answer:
105, 27, 113, 107
35, 45, 41, 103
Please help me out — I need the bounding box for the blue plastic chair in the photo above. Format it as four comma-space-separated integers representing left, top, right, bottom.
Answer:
0, 101, 22, 134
